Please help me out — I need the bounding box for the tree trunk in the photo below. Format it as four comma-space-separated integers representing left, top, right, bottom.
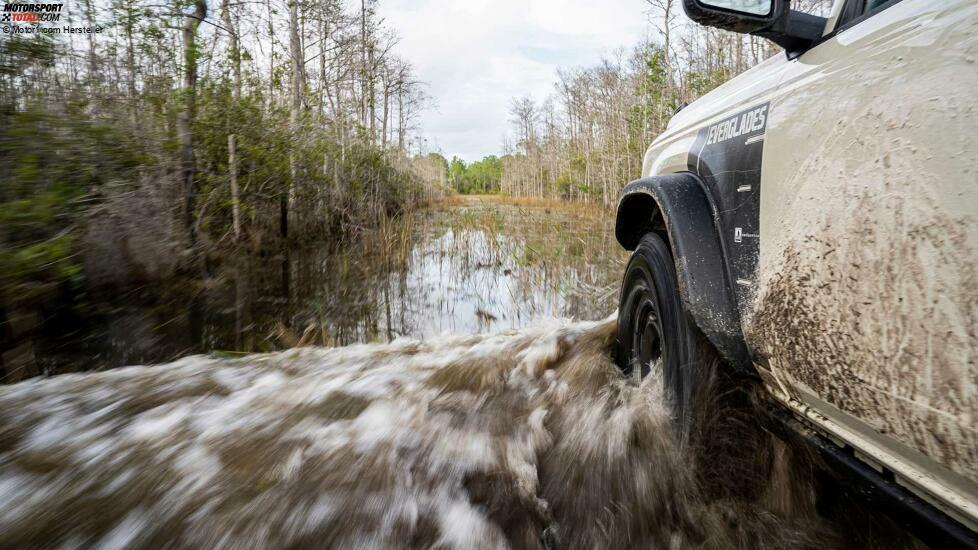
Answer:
662, 0, 674, 88
83, 0, 97, 95
360, 0, 368, 131
220, 0, 240, 100
124, 0, 137, 128
179, 0, 207, 244
368, 42, 376, 144
266, 0, 275, 107
397, 85, 405, 152
287, 0, 304, 237
229, 133, 241, 241
381, 69, 391, 150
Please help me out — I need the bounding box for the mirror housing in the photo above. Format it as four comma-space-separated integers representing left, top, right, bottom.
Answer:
681, 0, 826, 58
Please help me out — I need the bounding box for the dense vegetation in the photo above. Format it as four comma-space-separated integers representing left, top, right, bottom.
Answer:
0, 0, 445, 378
446, 156, 503, 195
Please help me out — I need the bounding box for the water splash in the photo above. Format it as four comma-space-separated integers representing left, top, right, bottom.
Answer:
0, 317, 891, 548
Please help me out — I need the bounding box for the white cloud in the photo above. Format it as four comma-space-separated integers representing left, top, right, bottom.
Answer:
378, 0, 650, 162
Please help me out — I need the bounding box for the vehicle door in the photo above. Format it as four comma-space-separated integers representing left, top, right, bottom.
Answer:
751, 0, 978, 528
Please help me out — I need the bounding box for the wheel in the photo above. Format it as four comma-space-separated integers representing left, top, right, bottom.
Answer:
615, 232, 718, 443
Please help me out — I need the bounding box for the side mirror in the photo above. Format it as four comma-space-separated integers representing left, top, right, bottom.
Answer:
682, 0, 826, 57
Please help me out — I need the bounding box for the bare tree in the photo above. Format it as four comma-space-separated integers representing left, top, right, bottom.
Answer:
179, 0, 207, 242
500, 9, 794, 205
646, 0, 677, 88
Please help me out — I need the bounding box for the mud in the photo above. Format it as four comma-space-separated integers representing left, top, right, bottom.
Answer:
749, 106, 978, 485
0, 317, 911, 548
748, 0, 978, 489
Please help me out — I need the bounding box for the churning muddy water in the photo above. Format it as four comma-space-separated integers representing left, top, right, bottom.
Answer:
1, 317, 856, 548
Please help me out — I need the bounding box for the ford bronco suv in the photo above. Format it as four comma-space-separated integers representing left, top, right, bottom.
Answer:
613, 0, 977, 545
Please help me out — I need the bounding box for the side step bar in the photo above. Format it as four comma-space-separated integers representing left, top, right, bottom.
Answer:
771, 408, 978, 549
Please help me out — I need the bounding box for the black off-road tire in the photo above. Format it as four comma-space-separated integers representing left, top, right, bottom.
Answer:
615, 232, 720, 444
616, 232, 786, 503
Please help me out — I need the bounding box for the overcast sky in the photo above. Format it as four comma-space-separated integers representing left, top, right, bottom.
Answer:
379, 0, 651, 163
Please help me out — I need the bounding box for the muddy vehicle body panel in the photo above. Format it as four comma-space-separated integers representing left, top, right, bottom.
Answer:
620, 0, 978, 533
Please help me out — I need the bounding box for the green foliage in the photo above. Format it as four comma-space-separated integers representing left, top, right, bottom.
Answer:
191, 80, 428, 239
0, 233, 81, 291
448, 155, 503, 194
554, 175, 577, 199
0, 35, 58, 78
425, 153, 448, 173
0, 108, 145, 302
684, 67, 734, 100
447, 156, 466, 189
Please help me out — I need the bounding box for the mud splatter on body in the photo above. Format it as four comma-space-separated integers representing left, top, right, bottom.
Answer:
749, 105, 978, 484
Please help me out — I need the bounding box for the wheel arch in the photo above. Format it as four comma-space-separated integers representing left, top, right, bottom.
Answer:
615, 173, 754, 373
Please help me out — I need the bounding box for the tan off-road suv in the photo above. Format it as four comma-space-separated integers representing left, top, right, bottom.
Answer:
613, 0, 977, 545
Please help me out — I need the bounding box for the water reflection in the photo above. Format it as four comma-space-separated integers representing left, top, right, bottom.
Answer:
10, 198, 626, 379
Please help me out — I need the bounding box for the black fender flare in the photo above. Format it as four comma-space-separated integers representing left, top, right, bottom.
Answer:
615, 173, 753, 373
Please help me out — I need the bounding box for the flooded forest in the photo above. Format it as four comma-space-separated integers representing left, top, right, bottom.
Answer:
9, 197, 626, 379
